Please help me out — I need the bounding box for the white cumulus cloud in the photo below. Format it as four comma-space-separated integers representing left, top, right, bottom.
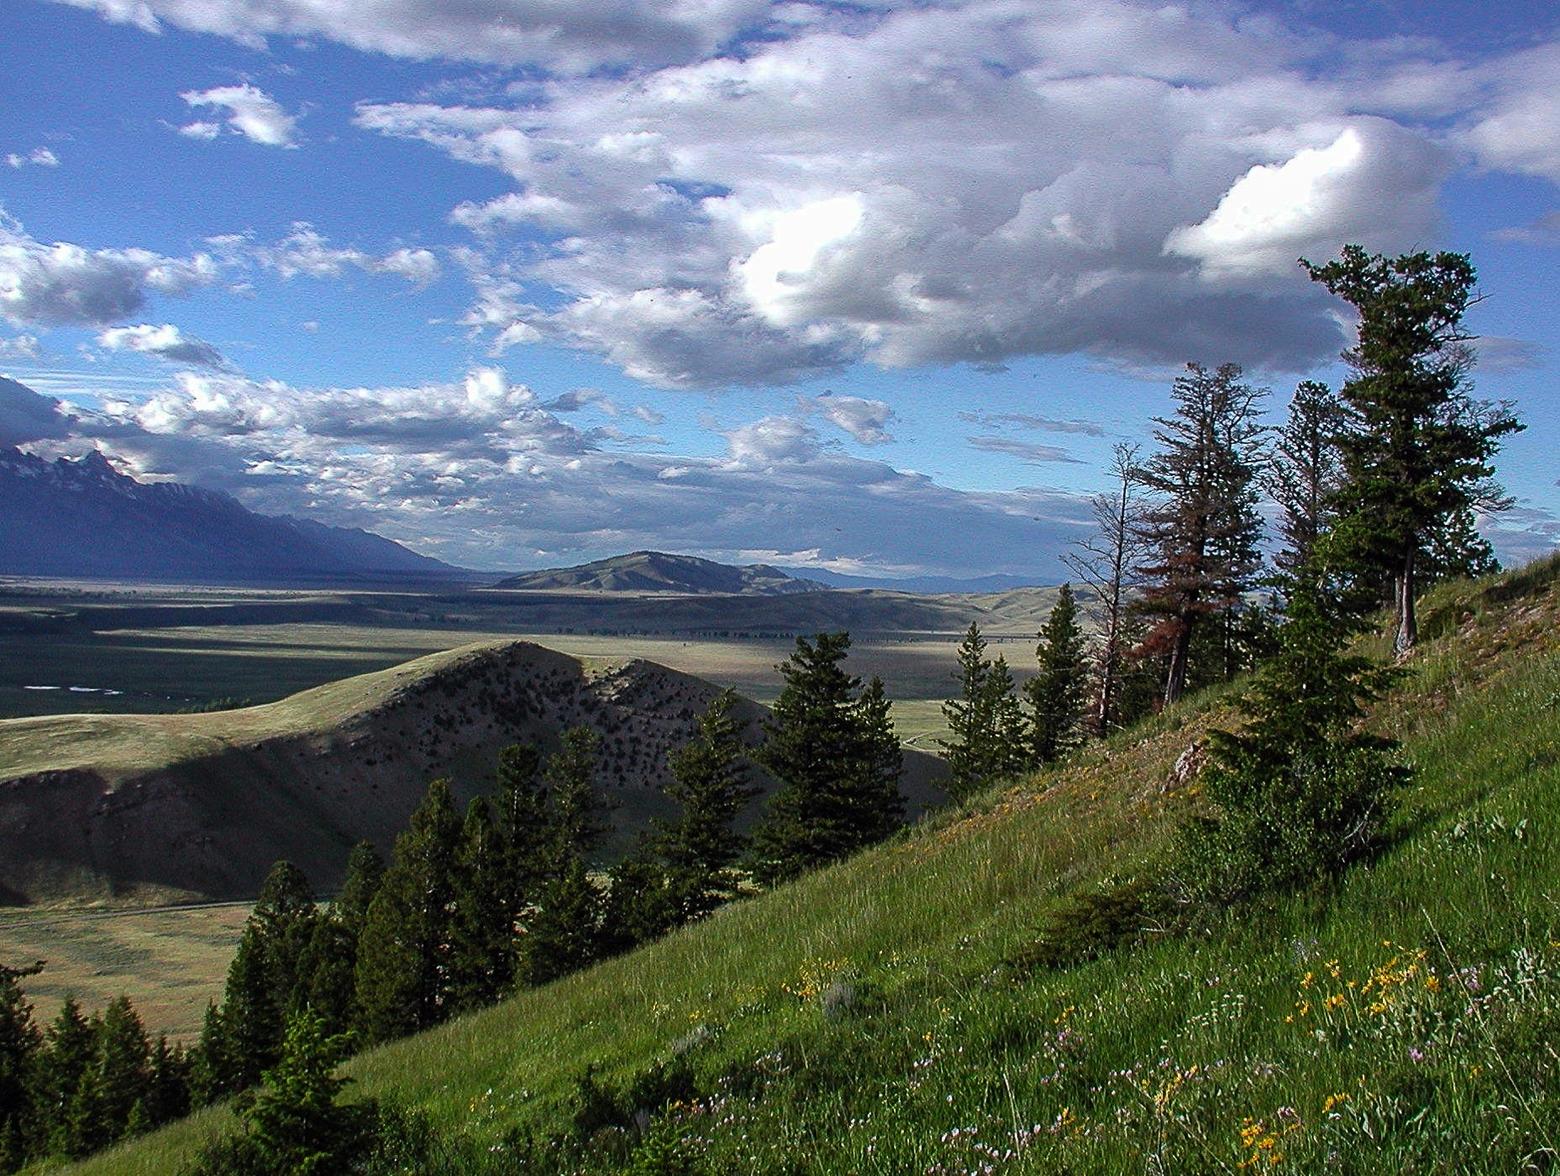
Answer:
180, 83, 300, 148
1164, 122, 1448, 279
0, 211, 219, 327
815, 394, 894, 445
99, 322, 227, 368
354, 1, 1496, 387
258, 223, 440, 287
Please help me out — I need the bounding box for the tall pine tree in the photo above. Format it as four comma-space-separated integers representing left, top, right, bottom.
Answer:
0, 962, 40, 1171
1302, 246, 1522, 653
247, 860, 319, 1015
1026, 584, 1088, 764
851, 675, 906, 845
300, 840, 384, 1035
750, 633, 904, 884
353, 779, 462, 1043
493, 744, 549, 934
90, 996, 151, 1147
941, 625, 1029, 798
657, 690, 758, 922
518, 732, 609, 986
447, 796, 512, 1012
1132, 362, 1267, 704
1269, 380, 1346, 588
1064, 443, 1148, 736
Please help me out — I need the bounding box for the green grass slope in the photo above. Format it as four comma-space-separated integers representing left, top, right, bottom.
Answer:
68, 557, 1560, 1174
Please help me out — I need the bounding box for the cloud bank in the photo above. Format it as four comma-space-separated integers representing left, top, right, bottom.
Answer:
15, 367, 1091, 575
345, 1, 1505, 388
55, 0, 770, 73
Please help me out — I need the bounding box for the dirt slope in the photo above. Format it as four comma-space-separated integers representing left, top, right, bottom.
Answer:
0, 641, 948, 907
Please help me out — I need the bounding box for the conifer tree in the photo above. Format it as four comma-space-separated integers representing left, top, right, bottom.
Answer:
656, 689, 758, 921
0, 961, 41, 1171
447, 796, 512, 1013
942, 617, 1029, 792
1026, 584, 1088, 763
1269, 380, 1347, 588
353, 779, 462, 1043
1182, 580, 1408, 902
517, 733, 612, 984
244, 1011, 371, 1173
189, 1002, 232, 1107
546, 727, 609, 862
300, 841, 384, 1034
1065, 443, 1148, 736
985, 655, 1035, 773
519, 858, 603, 986
851, 675, 906, 845
1133, 363, 1267, 705
248, 860, 319, 1014
940, 623, 995, 799
750, 634, 904, 884
335, 839, 387, 934
143, 1035, 190, 1128
36, 994, 93, 1153
91, 996, 150, 1146
941, 627, 1029, 798
600, 845, 675, 956
188, 1010, 373, 1176
1421, 502, 1501, 584
984, 655, 1030, 780
206, 860, 319, 1102
217, 930, 283, 1093
493, 744, 549, 931
1302, 246, 1522, 653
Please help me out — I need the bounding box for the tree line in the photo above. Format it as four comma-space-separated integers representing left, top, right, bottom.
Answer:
940, 245, 1520, 804
0, 633, 905, 1172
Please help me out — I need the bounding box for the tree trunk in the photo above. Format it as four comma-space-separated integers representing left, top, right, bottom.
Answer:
1094, 637, 1117, 736
1395, 547, 1418, 657
1163, 616, 1192, 707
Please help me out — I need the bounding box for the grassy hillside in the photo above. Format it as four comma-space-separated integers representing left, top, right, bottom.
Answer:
0, 641, 949, 907
64, 557, 1560, 1173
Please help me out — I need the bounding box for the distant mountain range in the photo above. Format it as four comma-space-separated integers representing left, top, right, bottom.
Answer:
787, 568, 1049, 593
494, 550, 828, 595
0, 445, 459, 582
493, 550, 1052, 596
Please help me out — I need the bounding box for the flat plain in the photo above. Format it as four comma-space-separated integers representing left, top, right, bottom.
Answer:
0, 903, 250, 1041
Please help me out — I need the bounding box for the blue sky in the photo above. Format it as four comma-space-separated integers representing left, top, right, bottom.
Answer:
1, 0, 1556, 576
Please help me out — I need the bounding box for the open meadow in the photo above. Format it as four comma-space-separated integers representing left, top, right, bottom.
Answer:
0, 903, 249, 1042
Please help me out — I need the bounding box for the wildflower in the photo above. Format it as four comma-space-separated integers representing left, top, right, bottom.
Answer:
1321, 1092, 1349, 1116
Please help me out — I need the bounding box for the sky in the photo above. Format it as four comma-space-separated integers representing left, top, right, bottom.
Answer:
0, 0, 1557, 578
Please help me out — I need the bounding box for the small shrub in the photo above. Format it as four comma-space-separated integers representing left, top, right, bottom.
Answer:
625, 1117, 705, 1176
1008, 877, 1171, 973
1179, 741, 1403, 905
